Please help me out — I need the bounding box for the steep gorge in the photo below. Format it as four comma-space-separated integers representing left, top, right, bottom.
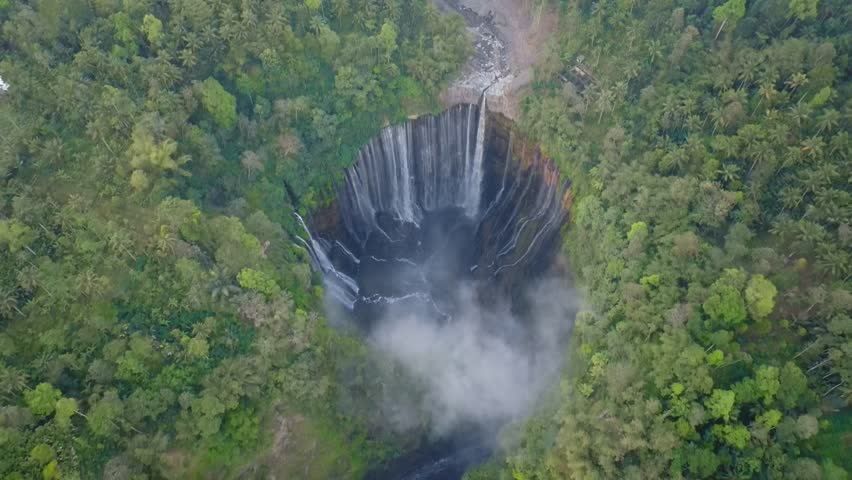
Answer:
302, 100, 570, 322
298, 100, 574, 478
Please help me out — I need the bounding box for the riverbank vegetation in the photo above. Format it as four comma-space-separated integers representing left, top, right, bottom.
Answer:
0, 0, 468, 478
481, 0, 850, 478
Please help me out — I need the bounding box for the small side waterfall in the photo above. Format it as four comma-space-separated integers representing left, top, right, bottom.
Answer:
295, 212, 359, 309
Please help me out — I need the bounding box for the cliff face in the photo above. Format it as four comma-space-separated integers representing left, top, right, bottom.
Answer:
307, 105, 569, 322
472, 111, 570, 307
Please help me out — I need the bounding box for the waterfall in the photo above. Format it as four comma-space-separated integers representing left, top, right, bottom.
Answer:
465, 92, 488, 217
337, 103, 486, 246
295, 212, 359, 309
473, 150, 569, 279
298, 104, 569, 312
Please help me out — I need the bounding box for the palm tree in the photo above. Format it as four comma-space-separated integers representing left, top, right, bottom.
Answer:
240, 150, 265, 179
210, 267, 240, 302
782, 145, 804, 168
77, 269, 106, 298
800, 136, 825, 162
625, 24, 640, 49
267, 4, 288, 36
815, 246, 848, 278
206, 357, 263, 399
680, 91, 699, 117
331, 0, 349, 22
623, 61, 641, 82
828, 131, 849, 160
150, 54, 181, 87
383, 0, 400, 23
812, 163, 839, 187
354, 0, 378, 30
746, 141, 773, 173
712, 135, 740, 159
219, 6, 240, 42
736, 53, 761, 88
179, 33, 200, 68
751, 83, 779, 115
0, 288, 21, 319
785, 72, 808, 92
108, 229, 136, 260
795, 221, 828, 251
789, 102, 812, 128
764, 108, 782, 124
309, 15, 326, 36
686, 114, 704, 132
778, 186, 803, 211
661, 95, 680, 129
240, 2, 258, 31
276, 132, 303, 157
816, 109, 840, 134
710, 106, 729, 134
711, 68, 735, 92
804, 286, 828, 315
716, 163, 741, 186
769, 215, 797, 241
17, 265, 40, 293
665, 147, 690, 172
156, 226, 178, 257
768, 124, 790, 149
736, 124, 763, 153
810, 189, 846, 225
595, 88, 616, 122
757, 83, 778, 107
40, 137, 65, 167
0, 366, 28, 400
646, 39, 663, 65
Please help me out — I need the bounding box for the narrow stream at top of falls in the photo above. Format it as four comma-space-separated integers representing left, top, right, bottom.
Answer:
296, 102, 574, 480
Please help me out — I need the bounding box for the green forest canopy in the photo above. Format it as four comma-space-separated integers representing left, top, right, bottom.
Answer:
1, 0, 850, 479
470, 0, 850, 478
0, 0, 468, 478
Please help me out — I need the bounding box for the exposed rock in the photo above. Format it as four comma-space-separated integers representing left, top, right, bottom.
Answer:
433, 0, 557, 120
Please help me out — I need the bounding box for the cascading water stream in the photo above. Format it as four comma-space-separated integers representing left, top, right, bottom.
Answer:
294, 212, 359, 309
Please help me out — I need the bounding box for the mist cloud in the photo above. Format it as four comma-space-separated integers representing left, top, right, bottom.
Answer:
368, 277, 579, 436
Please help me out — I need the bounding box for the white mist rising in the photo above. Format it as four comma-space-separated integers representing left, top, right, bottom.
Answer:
368, 277, 579, 436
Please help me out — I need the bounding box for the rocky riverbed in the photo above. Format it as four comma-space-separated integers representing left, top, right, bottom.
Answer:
432, 0, 557, 119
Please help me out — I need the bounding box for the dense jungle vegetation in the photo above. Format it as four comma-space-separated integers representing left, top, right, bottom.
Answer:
0, 0, 468, 478
473, 0, 851, 478
1, 0, 850, 478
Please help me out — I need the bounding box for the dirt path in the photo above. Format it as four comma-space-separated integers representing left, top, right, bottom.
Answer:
433, 0, 557, 119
